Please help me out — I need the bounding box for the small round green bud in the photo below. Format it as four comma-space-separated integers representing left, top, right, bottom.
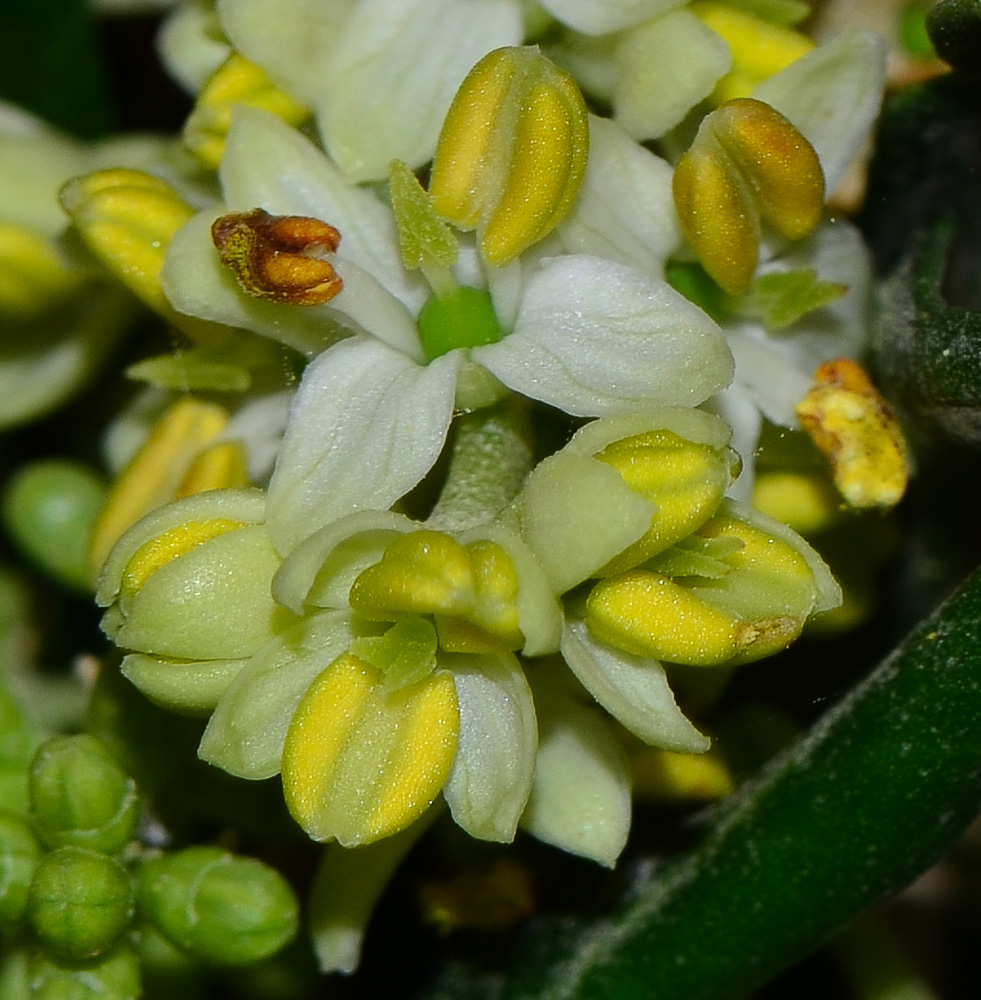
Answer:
0, 809, 41, 928
138, 847, 299, 965
29, 734, 139, 854
28, 847, 135, 961
417, 286, 504, 361
1, 460, 106, 591
28, 942, 141, 1000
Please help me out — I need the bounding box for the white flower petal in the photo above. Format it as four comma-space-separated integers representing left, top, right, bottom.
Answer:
266, 336, 461, 553
540, 0, 685, 35
159, 0, 231, 94
308, 817, 434, 974
561, 620, 710, 752
444, 652, 538, 843
520, 664, 631, 868
316, 0, 522, 181
613, 8, 731, 141
217, 0, 355, 105
752, 30, 887, 196
559, 115, 682, 275
475, 255, 734, 416
220, 107, 426, 312
198, 611, 360, 779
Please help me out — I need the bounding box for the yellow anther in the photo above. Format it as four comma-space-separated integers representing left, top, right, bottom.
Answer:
59, 169, 195, 318
692, 1, 813, 103
350, 531, 473, 618
183, 53, 309, 170
466, 539, 522, 642
0, 224, 84, 320
587, 503, 823, 667
350, 531, 523, 649
211, 208, 343, 306
120, 517, 246, 600
631, 745, 734, 801
594, 429, 736, 574
673, 98, 824, 293
88, 399, 228, 578
587, 570, 742, 666
752, 470, 843, 536
795, 358, 911, 509
176, 441, 250, 498
281, 653, 459, 845
429, 46, 589, 266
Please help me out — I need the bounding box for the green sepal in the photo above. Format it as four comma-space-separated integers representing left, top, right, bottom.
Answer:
735, 267, 845, 331
388, 159, 458, 271
349, 618, 438, 692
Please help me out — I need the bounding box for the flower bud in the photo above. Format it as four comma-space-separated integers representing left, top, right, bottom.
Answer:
138, 846, 299, 965
585, 499, 840, 666
0, 810, 41, 928
281, 653, 458, 846
27, 944, 141, 1000
2, 459, 105, 591
184, 53, 309, 170
95, 488, 293, 663
29, 735, 138, 855
28, 847, 134, 961
673, 97, 824, 293
429, 46, 589, 265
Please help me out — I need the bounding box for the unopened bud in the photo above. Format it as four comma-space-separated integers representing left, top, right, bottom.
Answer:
0, 810, 41, 928
0, 224, 84, 321
29, 735, 138, 855
138, 846, 298, 965
28, 847, 134, 961
430, 46, 588, 265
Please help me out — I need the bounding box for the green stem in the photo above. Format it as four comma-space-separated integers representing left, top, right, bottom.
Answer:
425, 399, 533, 534
424, 564, 981, 1000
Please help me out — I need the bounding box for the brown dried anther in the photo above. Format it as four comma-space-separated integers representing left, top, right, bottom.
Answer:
211, 208, 342, 306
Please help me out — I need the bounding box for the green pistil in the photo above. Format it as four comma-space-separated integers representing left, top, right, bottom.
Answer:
417, 286, 504, 361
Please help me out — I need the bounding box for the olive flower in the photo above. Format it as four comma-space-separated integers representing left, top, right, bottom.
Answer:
162, 98, 733, 554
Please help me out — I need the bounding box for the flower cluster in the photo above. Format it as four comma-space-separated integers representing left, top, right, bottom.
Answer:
2, 0, 907, 979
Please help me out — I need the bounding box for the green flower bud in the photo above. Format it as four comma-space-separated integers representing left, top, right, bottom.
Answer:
29, 735, 139, 854
96, 490, 296, 663
429, 46, 589, 265
27, 943, 141, 1000
0, 809, 41, 928
28, 847, 135, 961
138, 847, 299, 966
2, 460, 106, 591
